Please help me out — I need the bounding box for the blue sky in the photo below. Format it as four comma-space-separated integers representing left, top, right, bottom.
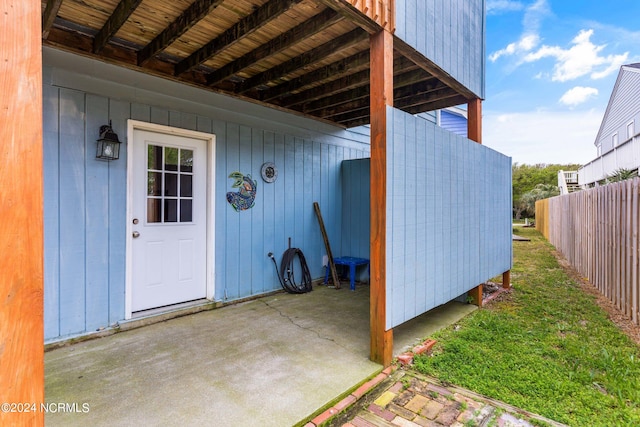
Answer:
482, 0, 640, 165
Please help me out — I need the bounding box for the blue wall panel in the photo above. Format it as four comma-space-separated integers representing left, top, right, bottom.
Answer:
58, 89, 86, 336
385, 108, 511, 329
43, 84, 60, 340
395, 0, 485, 99
43, 70, 369, 341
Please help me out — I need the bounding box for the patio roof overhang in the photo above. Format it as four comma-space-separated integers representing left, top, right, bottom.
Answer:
41, 0, 474, 128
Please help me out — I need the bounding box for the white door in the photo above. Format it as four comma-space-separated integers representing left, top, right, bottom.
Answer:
131, 129, 208, 312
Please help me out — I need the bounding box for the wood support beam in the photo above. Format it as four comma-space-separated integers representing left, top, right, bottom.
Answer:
468, 98, 482, 144
315, 0, 385, 34
238, 28, 368, 94
503, 270, 511, 289
137, 0, 225, 66
260, 50, 370, 102
0, 1, 44, 425
370, 29, 393, 366
42, 0, 63, 39
93, 0, 143, 53
468, 285, 483, 307
280, 69, 370, 107
468, 97, 483, 307
175, 0, 302, 76
206, 8, 341, 86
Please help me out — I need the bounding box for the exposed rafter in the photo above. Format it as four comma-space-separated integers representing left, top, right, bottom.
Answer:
279, 69, 371, 107
42, 0, 475, 128
237, 28, 368, 94
261, 50, 370, 102
206, 8, 342, 86
93, 0, 143, 54
175, 0, 303, 76
138, 0, 225, 66
42, 0, 63, 39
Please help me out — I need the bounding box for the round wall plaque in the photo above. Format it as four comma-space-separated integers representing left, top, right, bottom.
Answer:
260, 162, 278, 183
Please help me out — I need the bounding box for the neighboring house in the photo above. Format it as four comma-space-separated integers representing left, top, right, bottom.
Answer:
579, 63, 640, 187
2, 0, 512, 386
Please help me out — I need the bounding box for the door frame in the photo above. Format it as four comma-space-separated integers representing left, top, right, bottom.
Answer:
125, 120, 216, 319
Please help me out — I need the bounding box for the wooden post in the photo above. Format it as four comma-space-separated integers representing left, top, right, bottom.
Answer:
0, 1, 44, 426
467, 98, 485, 306
370, 29, 393, 366
502, 270, 511, 289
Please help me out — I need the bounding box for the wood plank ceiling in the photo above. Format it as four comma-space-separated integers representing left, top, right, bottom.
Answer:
42, 0, 469, 128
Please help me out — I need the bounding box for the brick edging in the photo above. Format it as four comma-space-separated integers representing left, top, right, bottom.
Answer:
304, 339, 437, 426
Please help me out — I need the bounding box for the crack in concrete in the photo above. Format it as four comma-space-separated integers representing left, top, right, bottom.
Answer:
259, 299, 351, 352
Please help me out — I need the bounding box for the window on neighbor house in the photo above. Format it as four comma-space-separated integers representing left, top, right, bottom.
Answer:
613, 133, 619, 147
628, 121, 635, 140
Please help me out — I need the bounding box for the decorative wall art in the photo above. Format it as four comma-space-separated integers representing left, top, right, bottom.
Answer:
226, 171, 257, 211
260, 162, 278, 183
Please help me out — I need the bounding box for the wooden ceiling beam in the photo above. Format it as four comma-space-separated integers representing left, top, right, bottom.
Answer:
93, 0, 143, 53
393, 78, 445, 100
323, 89, 463, 123
138, 0, 225, 66
315, 97, 370, 120
326, 105, 369, 124
339, 116, 371, 128
175, 0, 302, 76
260, 50, 370, 102
300, 84, 370, 113
284, 56, 418, 109
395, 87, 458, 109
236, 28, 368, 93
300, 74, 440, 114
404, 94, 470, 114
42, 0, 63, 39
207, 8, 341, 86
279, 69, 371, 107
315, 0, 382, 34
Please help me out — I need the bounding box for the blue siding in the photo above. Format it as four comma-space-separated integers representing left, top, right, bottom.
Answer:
395, 0, 485, 98
440, 110, 468, 137
341, 159, 370, 261
43, 69, 369, 341
386, 108, 511, 329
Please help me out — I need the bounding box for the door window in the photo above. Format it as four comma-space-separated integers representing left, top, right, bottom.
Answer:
147, 144, 194, 223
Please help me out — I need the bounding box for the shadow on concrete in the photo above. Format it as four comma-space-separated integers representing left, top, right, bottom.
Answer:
45, 284, 475, 426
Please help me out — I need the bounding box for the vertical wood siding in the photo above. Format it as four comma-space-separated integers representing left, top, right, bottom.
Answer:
439, 110, 468, 137
341, 158, 371, 261
599, 70, 640, 154
538, 180, 640, 325
395, 0, 485, 98
43, 82, 368, 341
386, 108, 511, 329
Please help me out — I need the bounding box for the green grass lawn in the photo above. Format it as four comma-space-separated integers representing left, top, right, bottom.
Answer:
412, 227, 640, 426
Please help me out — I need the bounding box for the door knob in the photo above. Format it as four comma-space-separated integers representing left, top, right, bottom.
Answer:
132, 231, 140, 238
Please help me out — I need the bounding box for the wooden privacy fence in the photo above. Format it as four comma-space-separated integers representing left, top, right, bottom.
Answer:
535, 178, 640, 325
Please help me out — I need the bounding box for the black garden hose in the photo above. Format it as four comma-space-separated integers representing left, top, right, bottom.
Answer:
268, 248, 313, 294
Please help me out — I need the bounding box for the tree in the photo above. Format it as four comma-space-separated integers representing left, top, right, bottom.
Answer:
512, 163, 580, 219
519, 184, 559, 218
606, 168, 638, 183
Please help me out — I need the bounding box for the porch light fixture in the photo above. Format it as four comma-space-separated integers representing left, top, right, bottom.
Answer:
96, 121, 122, 160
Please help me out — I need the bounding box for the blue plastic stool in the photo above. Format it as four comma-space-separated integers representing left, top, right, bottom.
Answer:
324, 256, 370, 290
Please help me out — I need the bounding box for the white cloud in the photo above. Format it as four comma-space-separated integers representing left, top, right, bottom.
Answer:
487, 0, 525, 15
523, 29, 629, 82
559, 86, 598, 106
488, 0, 550, 61
489, 34, 540, 62
483, 109, 603, 165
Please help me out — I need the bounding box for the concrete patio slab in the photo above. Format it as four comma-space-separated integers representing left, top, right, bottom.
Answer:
45, 284, 476, 426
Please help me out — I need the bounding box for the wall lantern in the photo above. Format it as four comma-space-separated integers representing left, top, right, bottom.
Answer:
96, 121, 122, 160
